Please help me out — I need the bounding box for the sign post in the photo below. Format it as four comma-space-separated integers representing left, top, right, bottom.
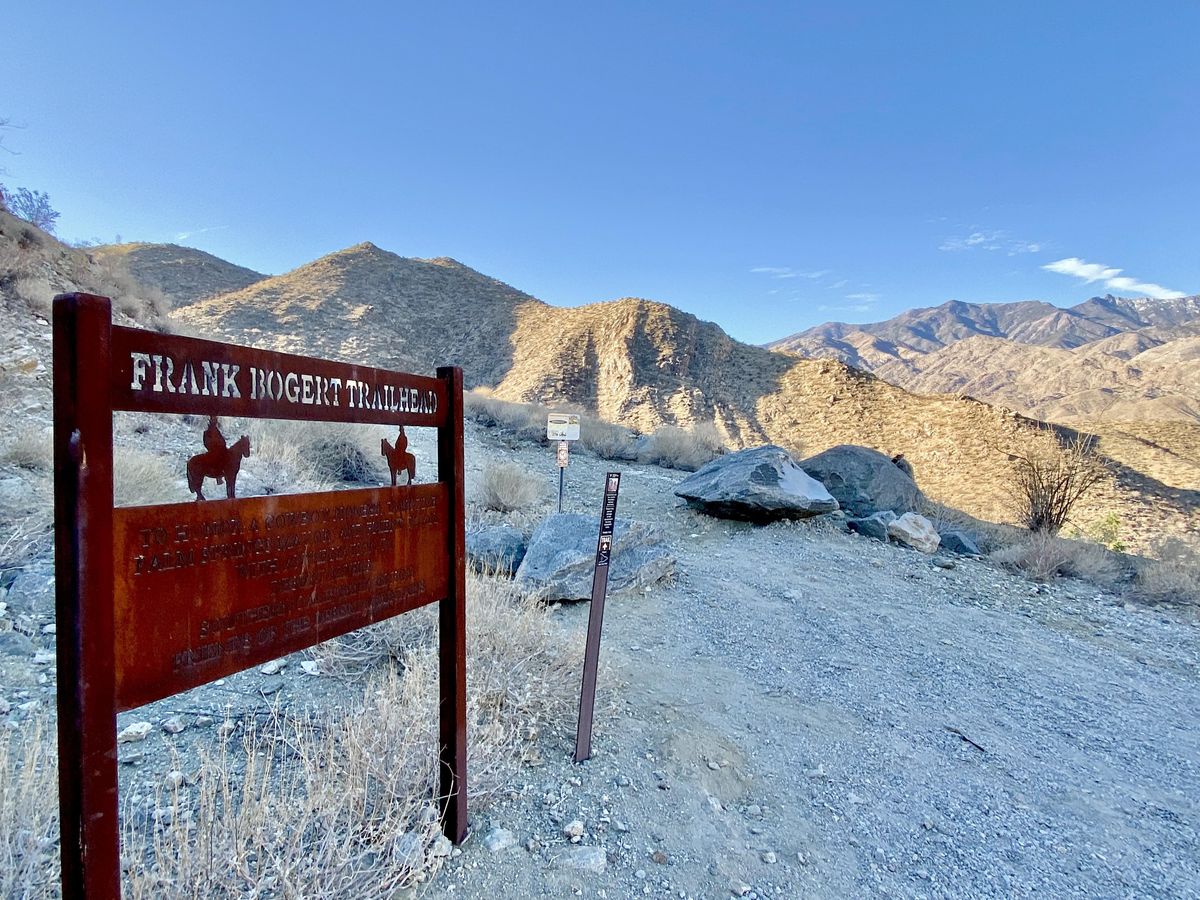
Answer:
574, 471, 621, 763
52, 293, 469, 898
547, 413, 580, 514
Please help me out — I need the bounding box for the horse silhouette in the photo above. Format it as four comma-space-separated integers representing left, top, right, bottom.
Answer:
187, 424, 251, 500
382, 426, 416, 486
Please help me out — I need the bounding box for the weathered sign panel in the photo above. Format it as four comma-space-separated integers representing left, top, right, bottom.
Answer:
546, 412, 580, 441
53, 293, 468, 900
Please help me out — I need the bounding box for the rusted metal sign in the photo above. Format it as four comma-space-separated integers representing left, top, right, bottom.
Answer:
53, 293, 468, 899
574, 471, 621, 763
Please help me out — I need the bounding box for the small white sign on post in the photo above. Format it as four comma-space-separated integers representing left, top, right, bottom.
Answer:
547, 413, 581, 442
556, 440, 570, 469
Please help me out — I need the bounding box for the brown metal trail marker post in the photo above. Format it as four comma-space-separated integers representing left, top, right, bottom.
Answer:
574, 471, 621, 763
52, 293, 468, 899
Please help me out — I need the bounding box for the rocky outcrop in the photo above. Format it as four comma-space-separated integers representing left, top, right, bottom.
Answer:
799, 445, 922, 517
514, 514, 674, 601
673, 446, 838, 521
467, 525, 528, 574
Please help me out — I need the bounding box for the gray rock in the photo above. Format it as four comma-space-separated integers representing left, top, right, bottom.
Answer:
482, 826, 517, 852
847, 510, 897, 542
392, 831, 423, 870
3, 566, 55, 616
674, 445, 838, 521
799, 445, 922, 517
560, 844, 607, 873
467, 525, 528, 574
940, 530, 981, 555
515, 514, 674, 601
887, 513, 941, 554
0, 631, 34, 657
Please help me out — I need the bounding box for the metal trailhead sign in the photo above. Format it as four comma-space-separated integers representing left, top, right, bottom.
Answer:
546, 412, 580, 442
52, 293, 469, 899
556, 439, 570, 468
575, 471, 621, 762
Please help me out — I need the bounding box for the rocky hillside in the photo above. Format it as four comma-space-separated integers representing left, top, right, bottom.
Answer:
173, 243, 545, 389
768, 296, 1200, 426
162, 247, 1198, 549
91, 242, 266, 307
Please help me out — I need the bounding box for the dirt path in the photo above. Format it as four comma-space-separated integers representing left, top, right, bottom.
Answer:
433, 429, 1200, 899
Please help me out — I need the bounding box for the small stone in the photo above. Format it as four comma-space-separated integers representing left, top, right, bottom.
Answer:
259, 677, 283, 696
392, 831, 423, 869
745, 804, 762, 818
526, 837, 542, 853
41, 623, 56, 635
216, 720, 237, 739
651, 850, 668, 865
195, 715, 214, 727
482, 827, 516, 852
730, 882, 751, 897
707, 760, 721, 771
932, 557, 956, 570
761, 851, 777, 864
635, 868, 647, 879
300, 660, 321, 676
561, 845, 606, 874
563, 819, 585, 842
430, 835, 453, 858
32, 650, 54, 665
259, 659, 285, 675
0, 697, 9, 715
18, 699, 40, 712
117, 721, 153, 743
164, 770, 186, 790
614, 820, 629, 833
161, 716, 185, 735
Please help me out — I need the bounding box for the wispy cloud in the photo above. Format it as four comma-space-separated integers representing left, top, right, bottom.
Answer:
939, 230, 1041, 255
845, 292, 880, 303
174, 225, 227, 242
1042, 257, 1185, 299
751, 266, 830, 280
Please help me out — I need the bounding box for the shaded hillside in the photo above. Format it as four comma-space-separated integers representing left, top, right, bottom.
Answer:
172, 243, 545, 388
92, 242, 265, 307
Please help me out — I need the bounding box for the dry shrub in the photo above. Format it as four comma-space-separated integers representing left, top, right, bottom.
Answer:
13, 276, 54, 318
1134, 536, 1200, 606
93, 257, 172, 327
0, 428, 51, 471
639, 421, 726, 471
1006, 425, 1108, 534
990, 531, 1121, 585
115, 449, 184, 506
248, 420, 383, 492
578, 418, 635, 460
478, 461, 542, 512
463, 390, 548, 443
0, 717, 58, 899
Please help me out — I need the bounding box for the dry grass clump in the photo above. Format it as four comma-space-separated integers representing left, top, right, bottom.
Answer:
577, 418, 636, 460
639, 421, 726, 471
0, 717, 58, 899
93, 256, 172, 329
0, 427, 51, 471
248, 420, 383, 492
463, 389, 548, 443
115, 449, 185, 506
478, 461, 542, 512
1134, 536, 1200, 606
4, 574, 589, 895
989, 531, 1122, 585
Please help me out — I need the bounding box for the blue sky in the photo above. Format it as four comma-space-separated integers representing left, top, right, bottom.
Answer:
3, 2, 1197, 344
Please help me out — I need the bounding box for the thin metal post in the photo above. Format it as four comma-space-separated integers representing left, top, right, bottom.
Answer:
53, 293, 120, 899
558, 467, 564, 514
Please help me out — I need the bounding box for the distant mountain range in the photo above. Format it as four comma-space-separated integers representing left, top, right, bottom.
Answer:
2, 218, 1192, 550
767, 296, 1200, 424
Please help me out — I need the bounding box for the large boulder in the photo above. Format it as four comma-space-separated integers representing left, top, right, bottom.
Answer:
673, 445, 838, 521
799, 445, 921, 517
887, 513, 941, 554
847, 510, 896, 542
515, 514, 674, 601
466, 525, 527, 574
939, 530, 981, 556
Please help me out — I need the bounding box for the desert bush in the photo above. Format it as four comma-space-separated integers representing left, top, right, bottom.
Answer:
93, 257, 171, 326
989, 531, 1121, 585
478, 461, 542, 512
1006, 425, 1108, 534
1134, 536, 1200, 606
639, 421, 726, 471
0, 427, 51, 471
249, 420, 383, 490
0, 717, 58, 899
12, 276, 54, 318
114, 449, 184, 506
577, 418, 636, 460
463, 390, 548, 443
4, 187, 58, 234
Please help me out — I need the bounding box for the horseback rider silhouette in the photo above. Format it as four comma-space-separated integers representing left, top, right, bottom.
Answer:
203, 416, 228, 483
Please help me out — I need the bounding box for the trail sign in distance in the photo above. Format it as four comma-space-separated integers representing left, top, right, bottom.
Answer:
547, 413, 580, 442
